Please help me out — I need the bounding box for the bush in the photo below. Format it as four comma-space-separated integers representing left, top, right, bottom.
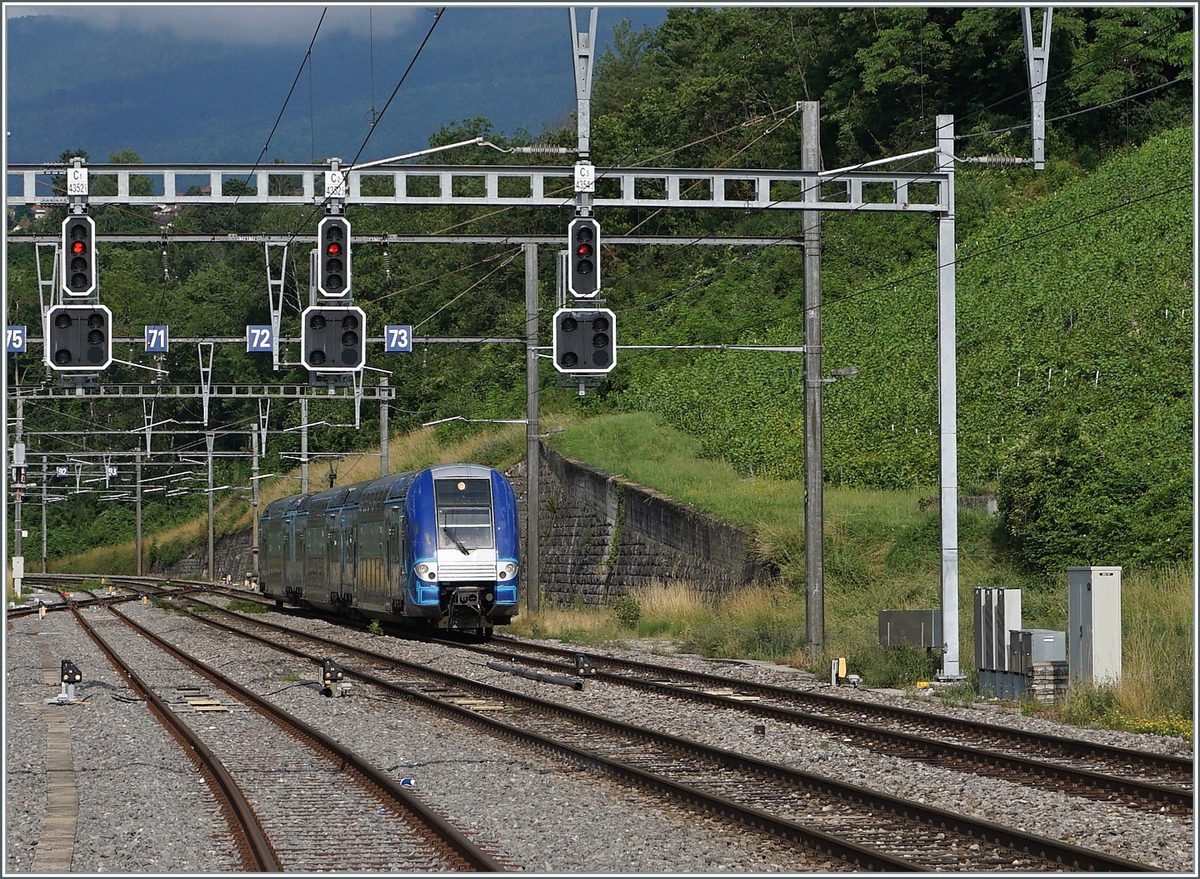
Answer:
612, 594, 642, 628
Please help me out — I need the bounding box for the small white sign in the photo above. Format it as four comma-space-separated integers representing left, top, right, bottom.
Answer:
574, 161, 595, 194
325, 170, 348, 200
66, 167, 88, 196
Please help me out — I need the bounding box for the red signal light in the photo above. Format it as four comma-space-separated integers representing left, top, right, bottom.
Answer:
71, 241, 86, 254
327, 242, 342, 255
576, 243, 593, 257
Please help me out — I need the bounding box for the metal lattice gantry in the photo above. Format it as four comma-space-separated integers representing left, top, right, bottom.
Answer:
6, 162, 950, 213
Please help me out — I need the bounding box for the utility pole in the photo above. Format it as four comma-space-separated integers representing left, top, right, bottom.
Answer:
1022, 7, 1053, 171
41, 456, 48, 573
524, 243, 541, 615
936, 115, 963, 680
379, 377, 389, 477
251, 430, 260, 581
206, 430, 215, 581
801, 102, 825, 660
135, 450, 143, 575
13, 399, 25, 597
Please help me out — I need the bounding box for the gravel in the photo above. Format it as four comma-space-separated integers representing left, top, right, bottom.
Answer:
5, 601, 1194, 874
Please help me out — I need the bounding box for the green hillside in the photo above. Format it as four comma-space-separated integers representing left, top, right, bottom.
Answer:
617, 127, 1193, 577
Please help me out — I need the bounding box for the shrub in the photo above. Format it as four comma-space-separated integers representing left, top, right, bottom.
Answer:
612, 594, 642, 628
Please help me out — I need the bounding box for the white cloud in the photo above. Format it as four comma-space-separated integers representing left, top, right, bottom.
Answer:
5, 3, 429, 47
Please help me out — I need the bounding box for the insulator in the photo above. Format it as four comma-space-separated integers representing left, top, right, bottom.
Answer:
161, 249, 171, 281
513, 145, 574, 156
382, 248, 392, 282
972, 154, 1029, 167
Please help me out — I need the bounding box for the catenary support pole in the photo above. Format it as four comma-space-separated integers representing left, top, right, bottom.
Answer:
41, 456, 48, 573
379, 377, 389, 477
206, 430, 215, 581
300, 397, 309, 494
524, 243, 541, 615
801, 102, 824, 660
251, 430, 260, 580
936, 115, 962, 680
135, 450, 143, 575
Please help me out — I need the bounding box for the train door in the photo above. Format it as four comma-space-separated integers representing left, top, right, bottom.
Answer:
385, 503, 403, 610
326, 511, 339, 601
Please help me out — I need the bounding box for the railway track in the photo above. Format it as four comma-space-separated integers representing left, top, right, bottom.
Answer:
448, 635, 1194, 814
138, 593, 1163, 872
64, 598, 505, 872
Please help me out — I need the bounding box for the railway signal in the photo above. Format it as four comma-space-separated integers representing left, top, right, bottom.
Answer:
566, 217, 600, 297
45, 304, 112, 372
316, 216, 351, 298
301, 305, 365, 372
552, 307, 616, 374
61, 214, 97, 296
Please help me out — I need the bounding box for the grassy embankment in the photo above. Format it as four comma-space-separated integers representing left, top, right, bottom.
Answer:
520, 412, 1192, 742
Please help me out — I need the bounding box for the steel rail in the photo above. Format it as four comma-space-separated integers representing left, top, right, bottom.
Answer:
102, 603, 506, 872
170, 598, 1162, 873
458, 639, 1193, 812
489, 635, 1194, 776
68, 604, 280, 871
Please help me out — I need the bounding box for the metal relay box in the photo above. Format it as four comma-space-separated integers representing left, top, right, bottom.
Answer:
1008, 629, 1066, 675
878, 610, 942, 648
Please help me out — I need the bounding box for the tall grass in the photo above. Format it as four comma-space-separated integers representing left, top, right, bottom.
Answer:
538, 412, 1194, 733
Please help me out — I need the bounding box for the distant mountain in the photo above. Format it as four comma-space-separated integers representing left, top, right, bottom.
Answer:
5, 7, 668, 165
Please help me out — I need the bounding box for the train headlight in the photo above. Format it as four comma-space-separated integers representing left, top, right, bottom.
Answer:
496, 562, 518, 580
415, 563, 437, 582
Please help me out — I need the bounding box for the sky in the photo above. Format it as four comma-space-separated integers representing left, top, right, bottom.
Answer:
3, 3, 673, 164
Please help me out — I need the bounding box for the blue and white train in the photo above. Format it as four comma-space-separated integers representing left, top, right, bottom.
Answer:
259, 463, 520, 637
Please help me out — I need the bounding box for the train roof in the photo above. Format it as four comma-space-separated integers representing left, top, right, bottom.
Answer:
260, 463, 502, 518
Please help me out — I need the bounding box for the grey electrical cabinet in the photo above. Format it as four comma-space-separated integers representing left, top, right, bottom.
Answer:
1067, 566, 1122, 685
973, 587, 1022, 671
1009, 629, 1066, 675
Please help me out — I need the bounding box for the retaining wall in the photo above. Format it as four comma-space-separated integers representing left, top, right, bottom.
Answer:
153, 444, 772, 606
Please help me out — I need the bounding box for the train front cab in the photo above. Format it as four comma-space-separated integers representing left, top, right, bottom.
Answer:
405, 465, 519, 634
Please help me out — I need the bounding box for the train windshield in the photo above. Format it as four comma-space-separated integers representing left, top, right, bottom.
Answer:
434, 478, 494, 551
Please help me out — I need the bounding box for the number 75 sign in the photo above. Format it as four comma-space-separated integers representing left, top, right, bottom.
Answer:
6, 326, 27, 353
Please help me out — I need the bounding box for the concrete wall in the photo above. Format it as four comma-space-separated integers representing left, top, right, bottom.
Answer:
527, 445, 772, 607
154, 444, 772, 606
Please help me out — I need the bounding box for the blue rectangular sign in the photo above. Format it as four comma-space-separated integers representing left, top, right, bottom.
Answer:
6, 326, 27, 353
246, 325, 274, 352
145, 325, 169, 352
385, 325, 413, 353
